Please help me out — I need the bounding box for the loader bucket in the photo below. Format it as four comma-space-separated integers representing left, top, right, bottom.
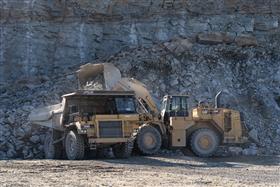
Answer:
76, 63, 121, 90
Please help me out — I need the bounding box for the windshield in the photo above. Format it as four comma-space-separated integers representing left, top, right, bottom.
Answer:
167, 96, 189, 117
115, 97, 136, 114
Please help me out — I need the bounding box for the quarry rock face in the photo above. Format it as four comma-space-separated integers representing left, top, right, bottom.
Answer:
1, 0, 280, 158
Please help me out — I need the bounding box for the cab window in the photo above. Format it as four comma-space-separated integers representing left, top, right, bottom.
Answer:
115, 97, 136, 114
171, 97, 181, 111
181, 97, 188, 110
169, 96, 189, 117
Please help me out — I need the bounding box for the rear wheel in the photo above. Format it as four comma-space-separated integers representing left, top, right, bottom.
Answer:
44, 131, 62, 159
113, 141, 133, 159
190, 128, 219, 157
65, 130, 85, 160
136, 125, 162, 155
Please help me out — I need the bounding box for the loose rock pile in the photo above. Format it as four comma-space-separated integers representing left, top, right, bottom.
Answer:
0, 73, 77, 159
1, 39, 280, 159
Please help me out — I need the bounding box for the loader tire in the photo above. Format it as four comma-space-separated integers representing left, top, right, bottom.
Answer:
113, 141, 133, 159
44, 131, 62, 159
65, 130, 85, 160
136, 125, 161, 155
190, 128, 219, 157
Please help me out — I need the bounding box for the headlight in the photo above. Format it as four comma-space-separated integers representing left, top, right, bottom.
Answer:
202, 109, 208, 114
82, 124, 94, 129
83, 124, 90, 129
213, 109, 219, 114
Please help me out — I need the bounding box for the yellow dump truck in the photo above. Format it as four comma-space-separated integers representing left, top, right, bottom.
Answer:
29, 90, 139, 160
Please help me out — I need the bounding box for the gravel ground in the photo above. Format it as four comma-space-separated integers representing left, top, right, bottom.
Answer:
0, 155, 279, 187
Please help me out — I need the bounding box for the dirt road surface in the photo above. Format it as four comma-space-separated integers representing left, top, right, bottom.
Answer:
0, 155, 279, 187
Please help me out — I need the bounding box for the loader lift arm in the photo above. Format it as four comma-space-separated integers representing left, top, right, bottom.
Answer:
112, 78, 159, 116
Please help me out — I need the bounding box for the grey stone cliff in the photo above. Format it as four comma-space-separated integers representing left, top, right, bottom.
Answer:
1, 0, 280, 158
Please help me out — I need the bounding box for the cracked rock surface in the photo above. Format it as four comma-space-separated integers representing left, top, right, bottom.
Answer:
1, 0, 280, 158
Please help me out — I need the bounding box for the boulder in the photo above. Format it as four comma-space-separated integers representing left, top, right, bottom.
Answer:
197, 32, 234, 45
248, 129, 259, 143
235, 35, 258, 47
242, 146, 258, 156
15, 140, 25, 151
22, 147, 34, 159
0, 151, 7, 159
164, 38, 193, 54
6, 150, 16, 158
7, 115, 15, 124
30, 135, 40, 144
254, 17, 278, 31
14, 127, 26, 139
228, 146, 243, 155
197, 32, 224, 45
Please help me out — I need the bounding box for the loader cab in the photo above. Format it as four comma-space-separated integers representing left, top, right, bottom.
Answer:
160, 95, 189, 123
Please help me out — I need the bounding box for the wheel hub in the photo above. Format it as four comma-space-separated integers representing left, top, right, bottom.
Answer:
198, 135, 212, 149
143, 132, 156, 149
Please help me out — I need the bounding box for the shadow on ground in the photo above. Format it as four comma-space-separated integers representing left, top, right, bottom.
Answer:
101, 155, 280, 169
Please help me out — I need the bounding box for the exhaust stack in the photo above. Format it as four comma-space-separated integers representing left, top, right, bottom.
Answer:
215, 91, 222, 108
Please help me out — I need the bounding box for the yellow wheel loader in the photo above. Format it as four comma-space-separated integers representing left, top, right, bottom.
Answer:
159, 93, 248, 157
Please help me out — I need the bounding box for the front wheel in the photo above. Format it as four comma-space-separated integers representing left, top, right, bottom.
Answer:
136, 125, 162, 155
190, 128, 220, 157
65, 130, 85, 160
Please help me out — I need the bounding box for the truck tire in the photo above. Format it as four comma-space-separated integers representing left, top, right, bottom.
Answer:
113, 141, 133, 159
44, 131, 62, 159
65, 130, 85, 160
136, 125, 162, 155
190, 128, 219, 157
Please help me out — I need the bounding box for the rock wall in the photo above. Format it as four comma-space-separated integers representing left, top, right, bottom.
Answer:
1, 0, 280, 158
